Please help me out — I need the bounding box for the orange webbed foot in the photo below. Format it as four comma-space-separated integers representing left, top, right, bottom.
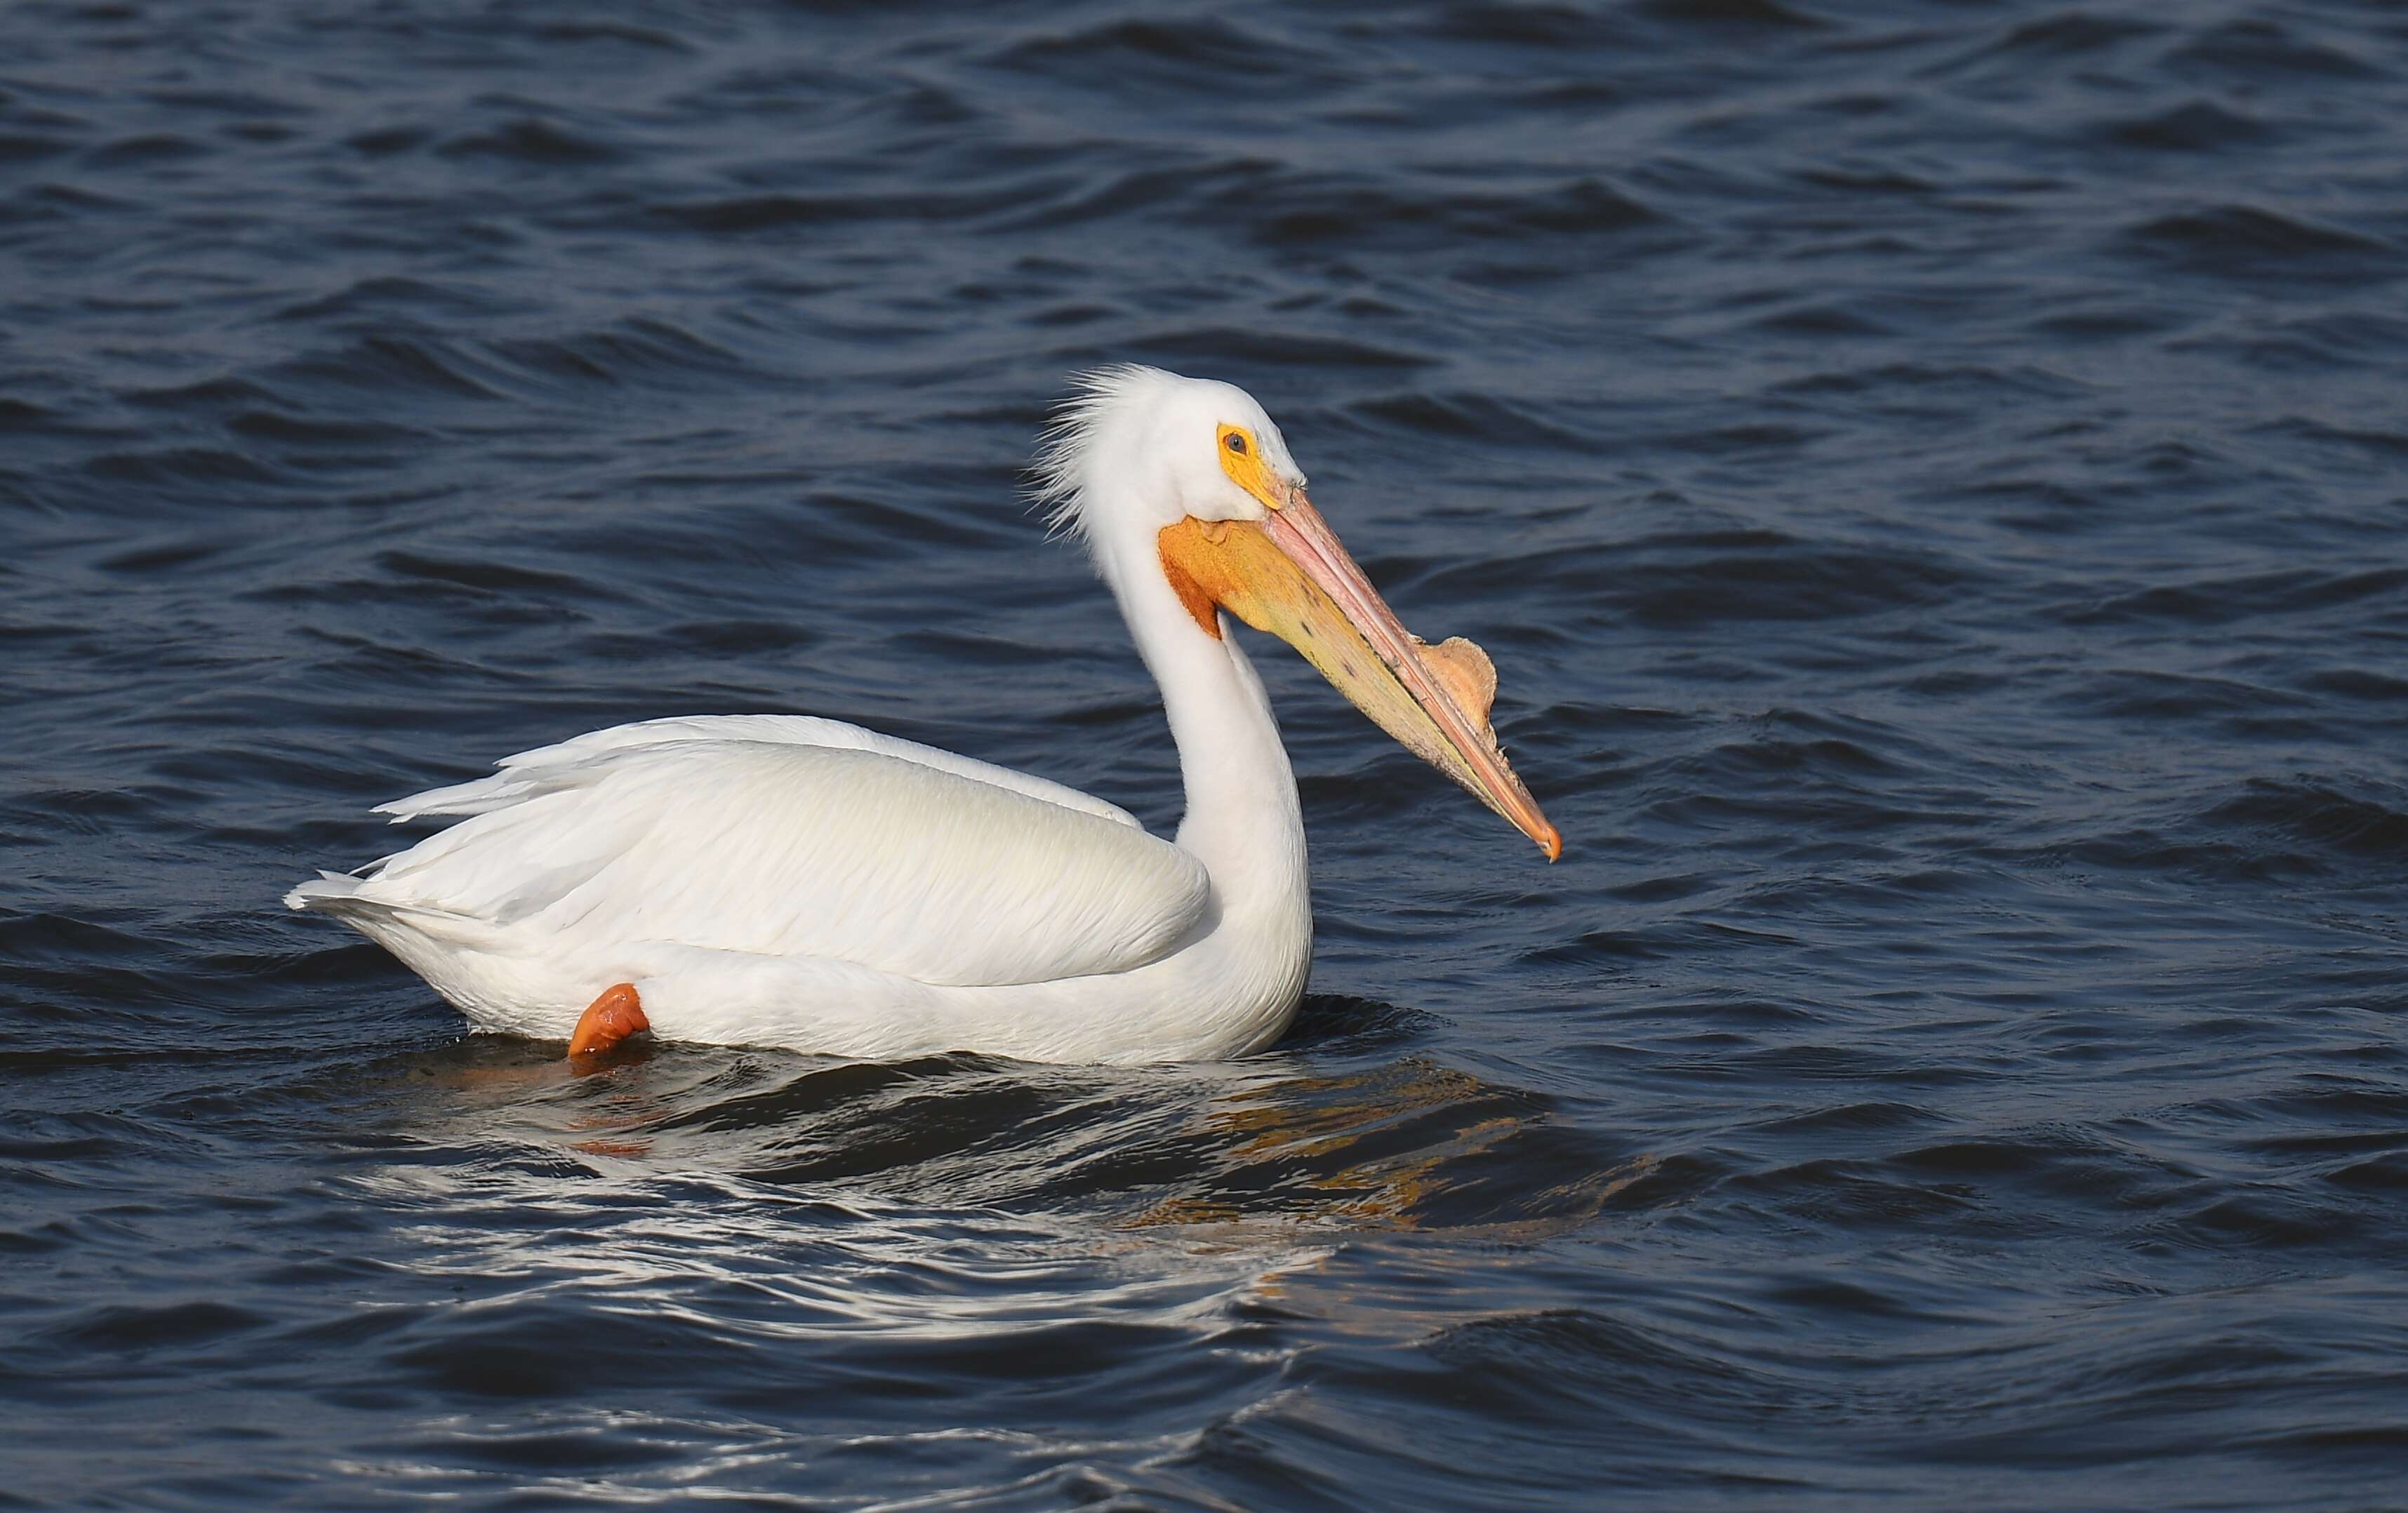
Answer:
568, 982, 651, 1060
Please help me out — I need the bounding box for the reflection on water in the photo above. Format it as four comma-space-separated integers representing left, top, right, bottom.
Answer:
337, 998, 1669, 1509
386, 997, 1651, 1238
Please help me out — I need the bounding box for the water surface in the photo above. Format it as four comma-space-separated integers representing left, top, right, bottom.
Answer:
6, 1, 2408, 1507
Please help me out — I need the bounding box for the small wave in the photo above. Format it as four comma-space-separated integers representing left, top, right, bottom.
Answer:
277, 335, 510, 401
225, 408, 429, 447
1604, 533, 1969, 625
1945, 11, 2162, 67
2096, 99, 2273, 153
1634, 0, 1828, 30
645, 184, 1037, 234
2058, 566, 2408, 627
1749, 1100, 1945, 1135
2124, 204, 2401, 284
1417, 3, 1638, 50
2300, 669, 2408, 701
274, 275, 520, 324
2202, 778, 2408, 862
438, 116, 624, 166
121, 375, 291, 413
0, 395, 54, 431
998, 156, 1272, 232
1428, 1307, 1777, 1420
0, 133, 71, 164
2259, 415, 2408, 460
1220, 173, 1665, 248
1527, 918, 1800, 969
2167, 18, 2391, 82
993, 15, 1325, 93
1345, 389, 1599, 450
486, 317, 747, 390
1793, 164, 1934, 195
344, 125, 430, 156
2058, 669, 2310, 724
1140, 327, 1436, 372
532, 20, 691, 55
1751, 302, 1897, 338
2035, 774, 2408, 884
82, 133, 206, 168
375, 548, 589, 598
48, 1299, 269, 1354
81, 446, 286, 489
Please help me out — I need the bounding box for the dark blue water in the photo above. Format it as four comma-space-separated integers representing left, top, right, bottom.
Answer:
8, 1, 2408, 1506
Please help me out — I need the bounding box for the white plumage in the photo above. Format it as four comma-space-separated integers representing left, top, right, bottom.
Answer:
288, 367, 1555, 1063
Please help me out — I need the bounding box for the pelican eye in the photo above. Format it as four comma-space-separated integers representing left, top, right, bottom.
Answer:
1225, 433, 1249, 455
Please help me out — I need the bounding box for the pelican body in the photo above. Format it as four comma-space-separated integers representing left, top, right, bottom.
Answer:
288, 368, 1558, 1063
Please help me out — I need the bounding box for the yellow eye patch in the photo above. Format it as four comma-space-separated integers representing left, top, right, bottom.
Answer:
1215, 423, 1286, 511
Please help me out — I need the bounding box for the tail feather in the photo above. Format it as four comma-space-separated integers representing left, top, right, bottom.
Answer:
373, 770, 537, 822
284, 869, 504, 947
284, 869, 365, 912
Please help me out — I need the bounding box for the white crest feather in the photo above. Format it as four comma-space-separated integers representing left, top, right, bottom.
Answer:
1027, 364, 1178, 542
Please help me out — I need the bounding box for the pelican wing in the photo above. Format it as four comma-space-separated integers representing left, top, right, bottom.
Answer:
329, 718, 1211, 989
376, 714, 1149, 830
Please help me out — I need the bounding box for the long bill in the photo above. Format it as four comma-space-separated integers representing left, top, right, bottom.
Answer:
1158, 496, 1563, 860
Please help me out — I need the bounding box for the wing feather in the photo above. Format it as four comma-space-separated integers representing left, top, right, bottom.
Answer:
377, 715, 1144, 829
340, 723, 1209, 989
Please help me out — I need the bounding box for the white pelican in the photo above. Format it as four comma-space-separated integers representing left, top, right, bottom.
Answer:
287, 366, 1559, 1063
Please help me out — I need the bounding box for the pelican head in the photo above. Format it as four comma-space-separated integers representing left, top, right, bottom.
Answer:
1037, 366, 1562, 861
